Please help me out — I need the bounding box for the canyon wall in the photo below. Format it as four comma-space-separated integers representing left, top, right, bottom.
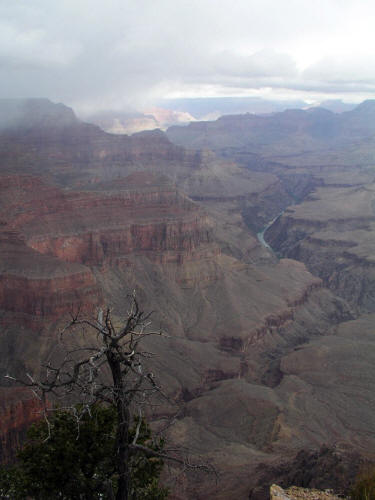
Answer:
266, 184, 375, 312
2, 99, 375, 499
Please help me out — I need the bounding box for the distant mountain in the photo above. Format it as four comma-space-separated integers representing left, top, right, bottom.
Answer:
166, 99, 375, 159
84, 107, 195, 135
345, 98, 375, 115
0, 98, 77, 130
318, 99, 356, 113
159, 96, 309, 119
83, 98, 358, 136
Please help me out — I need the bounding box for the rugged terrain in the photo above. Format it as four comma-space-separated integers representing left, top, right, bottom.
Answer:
1, 98, 375, 498
166, 100, 375, 497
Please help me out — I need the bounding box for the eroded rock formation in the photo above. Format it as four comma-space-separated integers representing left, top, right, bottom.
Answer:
266, 184, 375, 312
2, 99, 375, 499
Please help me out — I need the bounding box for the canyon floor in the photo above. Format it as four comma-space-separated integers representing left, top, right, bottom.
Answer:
1, 98, 375, 499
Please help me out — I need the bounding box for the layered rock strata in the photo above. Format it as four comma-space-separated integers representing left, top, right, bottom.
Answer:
266, 184, 375, 311
1, 99, 373, 500
0, 231, 100, 319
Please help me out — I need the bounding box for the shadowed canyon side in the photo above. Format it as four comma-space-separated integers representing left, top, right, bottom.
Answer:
265, 184, 375, 311
165, 100, 375, 497
2, 99, 375, 498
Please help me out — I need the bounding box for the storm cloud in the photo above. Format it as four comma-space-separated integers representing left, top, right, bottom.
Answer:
1, 0, 375, 112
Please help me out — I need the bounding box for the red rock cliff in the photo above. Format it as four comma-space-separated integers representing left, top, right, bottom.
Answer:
0, 230, 101, 319
1, 173, 217, 269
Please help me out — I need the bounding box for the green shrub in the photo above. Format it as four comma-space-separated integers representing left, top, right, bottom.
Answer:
0, 405, 168, 499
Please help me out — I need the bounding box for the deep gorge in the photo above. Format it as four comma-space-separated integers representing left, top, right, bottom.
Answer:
2, 99, 375, 498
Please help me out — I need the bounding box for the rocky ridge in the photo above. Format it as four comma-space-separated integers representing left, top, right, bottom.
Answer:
1, 99, 375, 498
167, 100, 375, 162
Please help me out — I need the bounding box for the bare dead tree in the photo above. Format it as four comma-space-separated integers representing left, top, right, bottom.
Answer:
6, 293, 215, 500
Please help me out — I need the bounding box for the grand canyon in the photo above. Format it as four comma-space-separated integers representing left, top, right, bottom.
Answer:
2, 98, 375, 498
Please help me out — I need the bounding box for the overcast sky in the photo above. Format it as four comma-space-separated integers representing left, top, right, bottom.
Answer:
1, 0, 375, 113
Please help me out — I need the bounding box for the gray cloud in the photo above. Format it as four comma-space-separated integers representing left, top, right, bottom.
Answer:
211, 49, 298, 78
303, 56, 375, 84
0, 20, 81, 69
1, 0, 375, 112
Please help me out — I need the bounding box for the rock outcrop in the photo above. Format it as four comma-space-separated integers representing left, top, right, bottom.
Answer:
270, 485, 342, 500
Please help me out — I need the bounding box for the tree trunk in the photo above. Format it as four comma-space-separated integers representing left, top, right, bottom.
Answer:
116, 401, 130, 500
108, 353, 131, 500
